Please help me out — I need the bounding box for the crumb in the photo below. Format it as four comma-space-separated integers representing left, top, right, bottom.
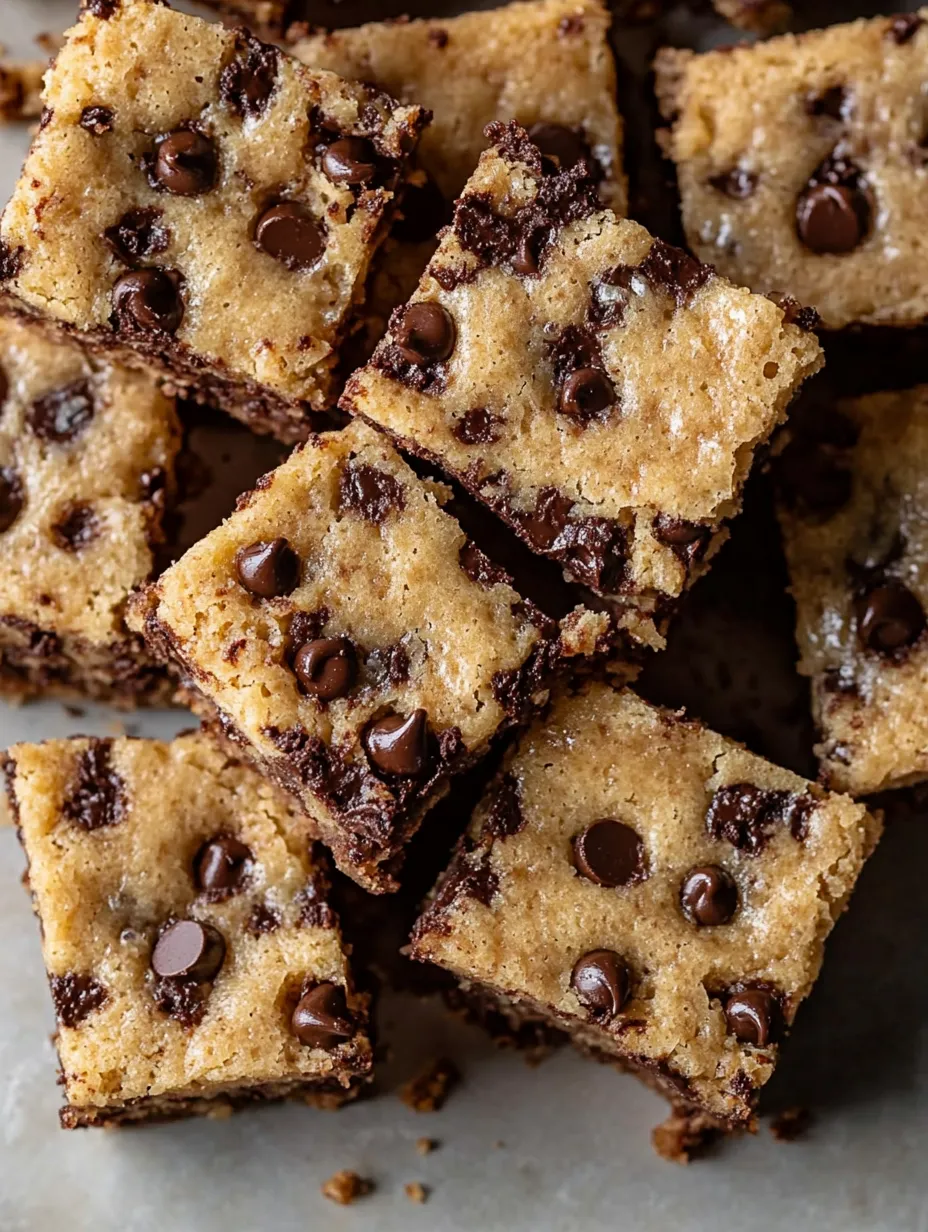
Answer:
404, 1182, 429, 1205
415, 1137, 437, 1156
400, 1058, 460, 1113
651, 1108, 721, 1164
770, 1106, 812, 1142
321, 1170, 374, 1206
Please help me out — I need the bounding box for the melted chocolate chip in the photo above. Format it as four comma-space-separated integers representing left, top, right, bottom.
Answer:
322, 137, 377, 185
51, 502, 98, 552
220, 34, 280, 118
889, 12, 923, 42
338, 462, 406, 524
394, 172, 449, 243
528, 122, 592, 173
112, 268, 184, 334
291, 982, 355, 1048
856, 581, 926, 654
104, 207, 169, 265
254, 203, 325, 272
806, 85, 847, 120
708, 168, 757, 198
635, 238, 711, 306
393, 302, 456, 365
151, 129, 217, 196
484, 773, 524, 838
652, 514, 711, 565
0, 467, 24, 533
459, 541, 508, 589
294, 637, 356, 700
363, 710, 431, 776
570, 949, 629, 1019
79, 105, 114, 135
63, 740, 125, 831
151, 920, 225, 982
558, 367, 616, 423
453, 407, 501, 445
364, 641, 411, 688
194, 835, 252, 895
706, 783, 813, 854
572, 820, 647, 888
724, 988, 781, 1046
235, 537, 299, 598
796, 151, 872, 254
151, 977, 207, 1028
50, 972, 108, 1028
28, 380, 94, 443
680, 865, 738, 926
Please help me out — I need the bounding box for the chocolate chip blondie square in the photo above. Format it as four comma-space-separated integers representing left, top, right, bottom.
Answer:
777, 386, 928, 795
6, 732, 372, 1128
0, 314, 180, 705
129, 420, 558, 892
0, 0, 428, 443
342, 122, 823, 652
655, 13, 928, 330
411, 683, 880, 1132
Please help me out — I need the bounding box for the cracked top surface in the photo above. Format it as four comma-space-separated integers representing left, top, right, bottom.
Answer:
655, 13, 928, 330
412, 683, 879, 1124
778, 384, 928, 794
8, 732, 371, 1113
0, 314, 179, 642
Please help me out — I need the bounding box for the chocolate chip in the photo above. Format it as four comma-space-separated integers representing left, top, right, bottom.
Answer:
194, 835, 252, 894
79, 105, 114, 135
724, 988, 780, 1046
572, 820, 647, 888
151, 129, 217, 196
889, 12, 923, 42
235, 537, 299, 598
51, 502, 98, 552
322, 137, 377, 185
806, 86, 847, 120
220, 34, 279, 118
365, 641, 411, 687
680, 865, 738, 926
338, 462, 406, 524
453, 407, 501, 445
247, 902, 281, 935
528, 122, 591, 173
112, 268, 184, 334
796, 183, 869, 254
294, 637, 356, 700
653, 514, 711, 564
707, 783, 811, 854
856, 581, 926, 654
50, 973, 108, 1028
104, 207, 169, 265
363, 710, 431, 776
558, 367, 615, 423
291, 982, 355, 1048
459, 541, 508, 589
151, 920, 225, 982
28, 379, 94, 443
636, 238, 711, 306
708, 168, 757, 198
394, 173, 449, 243
254, 203, 325, 272
0, 467, 24, 533
393, 302, 456, 365
570, 950, 629, 1019
63, 740, 125, 831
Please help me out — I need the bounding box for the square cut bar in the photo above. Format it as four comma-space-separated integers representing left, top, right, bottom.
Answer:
777, 385, 928, 795
0, 0, 428, 444
5, 732, 373, 1128
411, 683, 880, 1132
655, 13, 928, 331
129, 420, 559, 893
0, 314, 180, 705
341, 122, 823, 653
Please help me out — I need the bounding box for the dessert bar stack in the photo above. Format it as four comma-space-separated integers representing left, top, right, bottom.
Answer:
3, 0, 914, 1154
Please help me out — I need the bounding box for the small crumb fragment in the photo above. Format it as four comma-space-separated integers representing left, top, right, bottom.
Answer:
404, 1182, 429, 1205
651, 1109, 720, 1164
321, 1170, 374, 1206
415, 1137, 437, 1156
400, 1057, 460, 1113
770, 1106, 812, 1142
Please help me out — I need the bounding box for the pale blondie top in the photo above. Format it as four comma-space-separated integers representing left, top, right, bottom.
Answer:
7, 733, 372, 1124
778, 385, 928, 795
0, 0, 426, 427
343, 124, 822, 650
129, 419, 554, 891
412, 684, 879, 1126
655, 13, 928, 330
0, 314, 180, 642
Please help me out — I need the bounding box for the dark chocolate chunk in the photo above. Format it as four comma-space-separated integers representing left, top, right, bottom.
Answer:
112, 268, 184, 334
291, 982, 355, 1048
51, 502, 98, 552
104, 206, 169, 265
50, 972, 108, 1028
254, 203, 325, 272
322, 137, 377, 185
235, 537, 299, 598
151, 129, 217, 196
889, 12, 923, 42
151, 920, 226, 982
652, 514, 711, 565
706, 783, 812, 854
393, 302, 456, 365
394, 172, 449, 243
194, 835, 252, 895
724, 988, 781, 1046
558, 367, 616, 423
570, 949, 629, 1019
338, 462, 406, 524
708, 168, 757, 199
856, 581, 926, 654
151, 977, 207, 1028
572, 820, 647, 888
459, 541, 508, 589
363, 710, 431, 776
484, 773, 524, 838
680, 865, 738, 926
294, 637, 356, 700
635, 238, 711, 306
453, 407, 501, 445
28, 380, 95, 443
0, 467, 24, 533
364, 641, 411, 687
79, 105, 114, 135
528, 122, 591, 173
220, 33, 279, 119
63, 740, 125, 831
